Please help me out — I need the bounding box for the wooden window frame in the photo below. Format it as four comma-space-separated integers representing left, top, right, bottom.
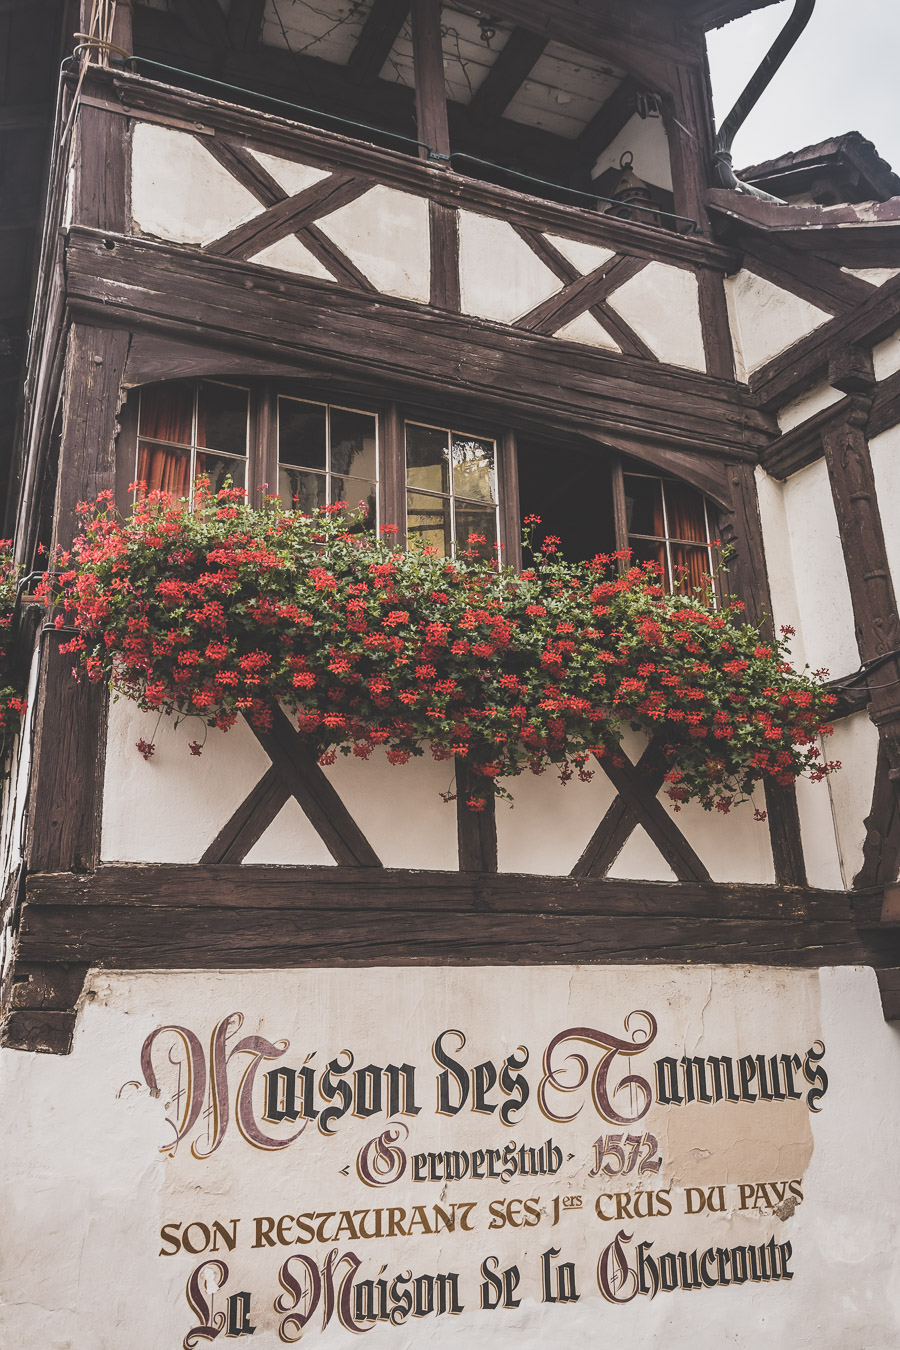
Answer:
116, 378, 715, 588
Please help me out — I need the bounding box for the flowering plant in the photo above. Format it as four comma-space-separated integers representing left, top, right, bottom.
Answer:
0, 541, 27, 754
48, 483, 839, 813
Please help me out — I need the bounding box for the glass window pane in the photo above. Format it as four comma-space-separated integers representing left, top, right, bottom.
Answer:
196, 452, 246, 495
331, 408, 378, 480
624, 474, 665, 538
279, 399, 327, 470
406, 424, 450, 494
139, 382, 193, 446
455, 501, 497, 564
332, 475, 376, 527
137, 441, 191, 497
670, 544, 712, 596
629, 535, 668, 586
279, 466, 327, 512
197, 382, 249, 456
407, 490, 451, 556
451, 433, 495, 504
665, 481, 708, 543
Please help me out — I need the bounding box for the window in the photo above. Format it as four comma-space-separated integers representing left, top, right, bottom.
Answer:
405, 421, 499, 562
277, 397, 378, 526
122, 379, 716, 594
136, 380, 250, 501
624, 471, 716, 595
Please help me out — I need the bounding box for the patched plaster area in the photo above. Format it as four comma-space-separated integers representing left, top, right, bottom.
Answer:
458, 211, 561, 323
131, 123, 262, 246
316, 184, 431, 303
607, 262, 706, 371
724, 271, 830, 381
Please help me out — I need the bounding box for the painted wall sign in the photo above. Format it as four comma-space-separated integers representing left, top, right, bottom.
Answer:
2, 964, 898, 1348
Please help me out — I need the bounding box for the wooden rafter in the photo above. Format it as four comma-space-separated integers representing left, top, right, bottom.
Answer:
227, 0, 266, 52
345, 0, 410, 87
467, 28, 547, 125
571, 76, 638, 184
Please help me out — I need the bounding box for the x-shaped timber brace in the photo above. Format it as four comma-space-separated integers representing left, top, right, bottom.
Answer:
199, 136, 661, 359
202, 701, 710, 880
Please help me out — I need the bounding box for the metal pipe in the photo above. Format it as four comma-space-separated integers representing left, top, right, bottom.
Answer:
713, 0, 816, 202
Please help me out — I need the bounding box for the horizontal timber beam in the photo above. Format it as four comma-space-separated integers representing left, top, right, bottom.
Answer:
84, 69, 736, 270
63, 229, 770, 461
13, 865, 874, 970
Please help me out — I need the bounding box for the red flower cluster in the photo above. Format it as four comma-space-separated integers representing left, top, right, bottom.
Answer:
0, 541, 27, 752
49, 486, 839, 813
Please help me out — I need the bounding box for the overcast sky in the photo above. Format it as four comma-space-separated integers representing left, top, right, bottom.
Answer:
706, 0, 900, 174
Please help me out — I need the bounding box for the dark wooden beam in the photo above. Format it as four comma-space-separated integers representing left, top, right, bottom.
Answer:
13, 867, 869, 981
205, 174, 368, 260
515, 255, 647, 334
173, 0, 230, 51
750, 273, 900, 410
26, 325, 130, 874
428, 199, 460, 310
250, 704, 382, 867
345, 0, 410, 87
411, 0, 450, 158
455, 760, 498, 872
596, 751, 712, 883
572, 76, 637, 183
821, 395, 900, 901
855, 745, 900, 891
227, 0, 266, 51
468, 27, 547, 125
719, 462, 807, 885
572, 742, 667, 877
199, 765, 290, 864
736, 232, 877, 317
65, 230, 770, 461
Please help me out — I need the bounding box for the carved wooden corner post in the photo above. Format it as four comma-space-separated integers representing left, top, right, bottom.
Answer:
822, 351, 900, 891
722, 463, 807, 886
0, 325, 130, 1055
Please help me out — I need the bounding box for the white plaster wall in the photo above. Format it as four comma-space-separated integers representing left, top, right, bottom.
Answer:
658, 790, 776, 885
101, 698, 276, 863
724, 271, 831, 382
843, 266, 900, 286
316, 184, 431, 303
243, 147, 329, 198
824, 711, 880, 888
458, 211, 561, 323
249, 234, 336, 281
755, 461, 858, 679
872, 329, 900, 381
606, 262, 706, 371
495, 765, 617, 875
794, 763, 843, 891
0, 645, 38, 894
2, 965, 900, 1348
131, 124, 262, 246
776, 382, 844, 434
543, 233, 615, 275
554, 310, 621, 350
869, 422, 900, 600
321, 748, 458, 871
591, 112, 674, 192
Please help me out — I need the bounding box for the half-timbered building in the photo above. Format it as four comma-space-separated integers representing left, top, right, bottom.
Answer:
2, 0, 900, 1343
